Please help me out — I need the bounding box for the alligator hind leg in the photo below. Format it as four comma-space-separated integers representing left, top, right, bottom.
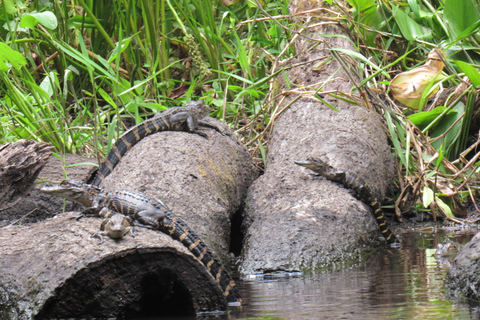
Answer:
134, 210, 167, 229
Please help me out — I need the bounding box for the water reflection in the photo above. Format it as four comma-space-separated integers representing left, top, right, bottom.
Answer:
226, 229, 478, 320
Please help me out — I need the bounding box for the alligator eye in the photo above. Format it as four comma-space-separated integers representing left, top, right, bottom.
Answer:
60, 180, 69, 186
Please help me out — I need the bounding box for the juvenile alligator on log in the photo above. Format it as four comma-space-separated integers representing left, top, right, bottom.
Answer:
91, 100, 220, 186
294, 156, 401, 247
94, 209, 134, 240
40, 179, 242, 304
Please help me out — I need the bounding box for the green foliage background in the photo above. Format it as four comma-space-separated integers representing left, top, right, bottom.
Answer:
1, 0, 480, 217
0, 0, 292, 159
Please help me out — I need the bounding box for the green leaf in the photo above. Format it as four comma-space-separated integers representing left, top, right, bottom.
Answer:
66, 162, 98, 168
39, 72, 56, 98
454, 60, 480, 87
98, 88, 116, 109
344, 0, 376, 11
3, 0, 16, 14
430, 102, 464, 157
20, 11, 58, 30
392, 6, 431, 41
408, 107, 449, 130
408, 0, 421, 20
108, 37, 134, 63
436, 144, 444, 169
454, 19, 480, 43
423, 186, 434, 208
435, 196, 454, 217
258, 140, 266, 166
444, 0, 480, 38
385, 111, 407, 169
66, 16, 97, 29
0, 42, 27, 71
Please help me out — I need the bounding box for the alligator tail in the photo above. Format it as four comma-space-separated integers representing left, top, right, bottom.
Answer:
370, 199, 401, 247
161, 213, 242, 304
91, 117, 170, 186
344, 172, 401, 247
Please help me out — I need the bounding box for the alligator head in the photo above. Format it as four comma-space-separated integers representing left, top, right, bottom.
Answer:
101, 212, 133, 239
40, 179, 100, 207
186, 100, 212, 119
294, 156, 330, 175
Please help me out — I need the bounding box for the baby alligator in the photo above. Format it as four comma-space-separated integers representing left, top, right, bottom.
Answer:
91, 100, 220, 186
294, 156, 401, 247
40, 180, 242, 304
94, 209, 134, 241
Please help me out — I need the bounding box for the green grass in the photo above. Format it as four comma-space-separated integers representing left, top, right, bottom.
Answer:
1, 0, 479, 219
0, 0, 293, 161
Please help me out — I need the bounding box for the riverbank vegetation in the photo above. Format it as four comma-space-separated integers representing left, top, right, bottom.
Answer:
0, 0, 479, 221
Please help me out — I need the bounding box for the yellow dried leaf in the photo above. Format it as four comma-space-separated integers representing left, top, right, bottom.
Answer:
390, 49, 445, 109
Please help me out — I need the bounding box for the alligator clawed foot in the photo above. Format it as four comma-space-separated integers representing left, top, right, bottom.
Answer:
195, 131, 209, 138
72, 213, 86, 221
91, 232, 105, 245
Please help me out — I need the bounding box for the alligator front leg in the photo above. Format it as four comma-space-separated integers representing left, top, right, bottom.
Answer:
73, 204, 103, 220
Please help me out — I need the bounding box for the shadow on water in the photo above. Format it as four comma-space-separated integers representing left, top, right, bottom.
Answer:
222, 228, 480, 320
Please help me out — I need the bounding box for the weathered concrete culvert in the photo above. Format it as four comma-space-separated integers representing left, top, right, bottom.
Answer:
238, 4, 395, 274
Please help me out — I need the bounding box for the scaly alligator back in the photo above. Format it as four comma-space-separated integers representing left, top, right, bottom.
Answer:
91, 101, 212, 186
294, 156, 401, 247
160, 211, 242, 304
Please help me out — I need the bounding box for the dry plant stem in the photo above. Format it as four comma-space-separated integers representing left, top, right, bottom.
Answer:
358, 44, 397, 56
454, 150, 480, 179
466, 211, 480, 223
6, 209, 37, 227
454, 133, 480, 166
237, 7, 342, 27
409, 122, 462, 176
244, 94, 293, 147
234, 92, 285, 134
445, 215, 464, 224
285, 56, 329, 70
429, 202, 437, 221
429, 112, 465, 144
467, 185, 480, 213
32, 52, 59, 74
235, 17, 303, 143
408, 123, 425, 172
307, 21, 341, 29
456, 162, 480, 190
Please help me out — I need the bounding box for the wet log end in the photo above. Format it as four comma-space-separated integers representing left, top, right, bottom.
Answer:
0, 140, 53, 210
0, 212, 227, 319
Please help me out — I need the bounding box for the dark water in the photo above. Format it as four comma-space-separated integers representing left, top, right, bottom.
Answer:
96, 228, 480, 320
213, 228, 480, 320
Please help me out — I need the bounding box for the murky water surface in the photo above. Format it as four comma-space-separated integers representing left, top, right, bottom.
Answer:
110, 228, 480, 320
215, 228, 480, 320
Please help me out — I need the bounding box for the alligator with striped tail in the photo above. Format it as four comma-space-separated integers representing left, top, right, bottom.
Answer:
91, 100, 220, 186
40, 179, 242, 305
294, 156, 401, 247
